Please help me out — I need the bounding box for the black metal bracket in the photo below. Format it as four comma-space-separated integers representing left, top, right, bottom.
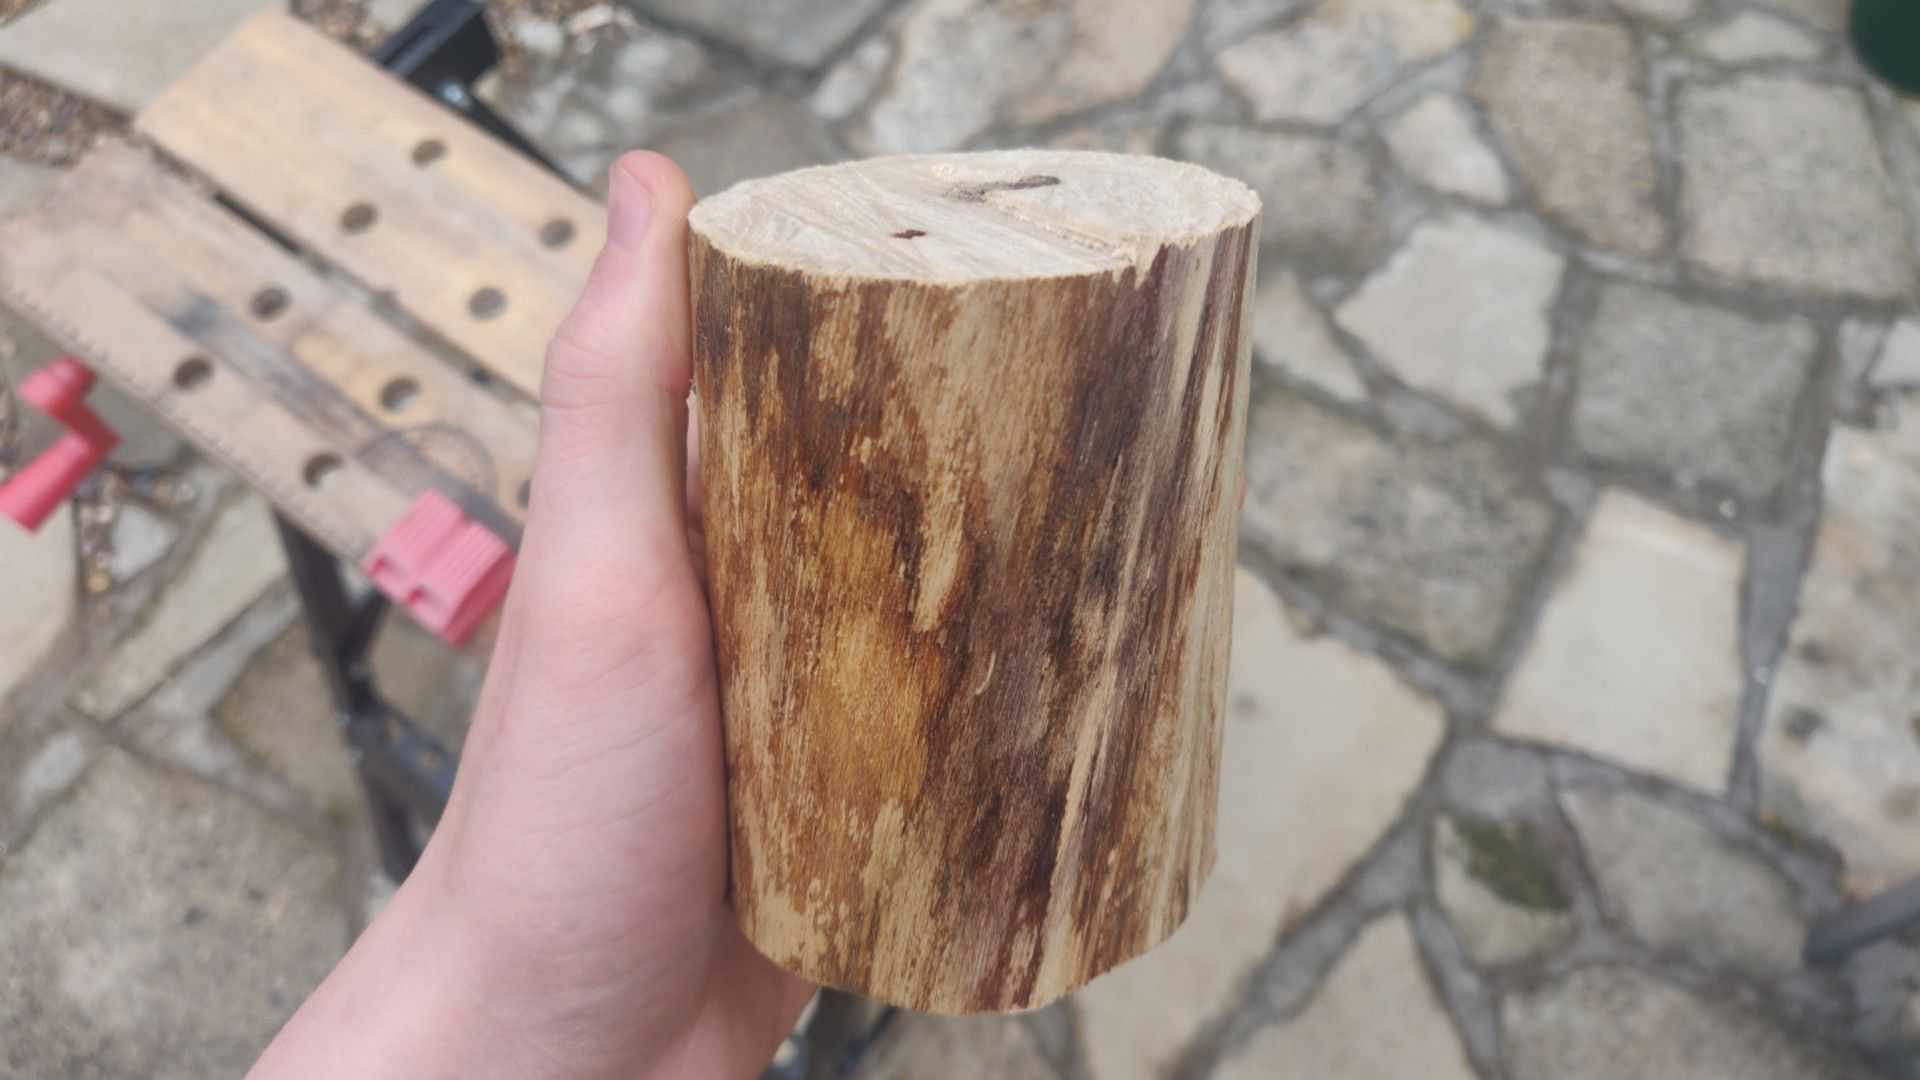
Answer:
273, 513, 452, 880
370, 0, 499, 86
374, 0, 567, 177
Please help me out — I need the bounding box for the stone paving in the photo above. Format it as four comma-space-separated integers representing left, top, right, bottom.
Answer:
2, 0, 1920, 1076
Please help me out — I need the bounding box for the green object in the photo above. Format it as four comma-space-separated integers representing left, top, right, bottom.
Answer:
1853, 0, 1920, 96
1452, 817, 1570, 914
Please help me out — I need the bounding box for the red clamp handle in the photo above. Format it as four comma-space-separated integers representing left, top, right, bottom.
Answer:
360, 489, 514, 645
0, 356, 120, 532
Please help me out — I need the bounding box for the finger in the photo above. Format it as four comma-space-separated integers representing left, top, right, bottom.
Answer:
515, 152, 699, 624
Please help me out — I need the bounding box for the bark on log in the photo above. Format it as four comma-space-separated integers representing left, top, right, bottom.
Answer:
688, 150, 1260, 1013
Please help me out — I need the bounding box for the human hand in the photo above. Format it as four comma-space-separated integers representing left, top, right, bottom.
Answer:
250, 152, 814, 1080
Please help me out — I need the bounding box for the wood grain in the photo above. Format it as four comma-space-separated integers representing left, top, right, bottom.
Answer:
689, 151, 1260, 1012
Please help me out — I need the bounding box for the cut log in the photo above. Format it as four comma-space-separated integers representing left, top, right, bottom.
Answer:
688, 150, 1260, 1013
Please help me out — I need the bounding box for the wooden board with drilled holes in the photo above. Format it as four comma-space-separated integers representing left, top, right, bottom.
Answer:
136, 9, 603, 399
0, 140, 538, 577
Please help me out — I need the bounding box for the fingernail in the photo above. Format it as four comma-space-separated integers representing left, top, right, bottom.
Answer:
608, 165, 653, 247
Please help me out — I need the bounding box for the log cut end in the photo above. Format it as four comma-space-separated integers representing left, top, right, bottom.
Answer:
688, 149, 1259, 283
691, 150, 1260, 1013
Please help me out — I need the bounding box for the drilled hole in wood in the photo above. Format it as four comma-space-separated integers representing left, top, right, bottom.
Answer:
469, 287, 507, 320
341, 202, 379, 234
517, 478, 531, 509
379, 376, 420, 412
251, 286, 290, 320
173, 357, 213, 391
412, 138, 447, 166
302, 452, 342, 488
893, 229, 927, 239
541, 218, 576, 249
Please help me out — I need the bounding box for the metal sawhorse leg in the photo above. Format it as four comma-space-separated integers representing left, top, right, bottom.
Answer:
273, 513, 453, 880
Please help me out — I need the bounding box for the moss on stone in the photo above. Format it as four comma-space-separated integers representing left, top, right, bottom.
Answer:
1454, 816, 1569, 913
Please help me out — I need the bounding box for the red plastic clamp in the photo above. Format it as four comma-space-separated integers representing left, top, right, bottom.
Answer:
0, 356, 121, 532
360, 489, 514, 645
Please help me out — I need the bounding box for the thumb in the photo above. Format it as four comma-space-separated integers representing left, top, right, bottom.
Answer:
514, 153, 700, 627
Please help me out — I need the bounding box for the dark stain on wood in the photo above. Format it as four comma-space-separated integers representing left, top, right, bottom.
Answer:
948, 174, 1063, 203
